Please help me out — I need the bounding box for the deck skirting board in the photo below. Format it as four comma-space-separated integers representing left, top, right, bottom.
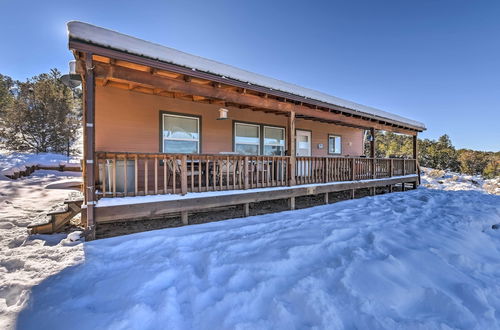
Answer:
95, 175, 417, 223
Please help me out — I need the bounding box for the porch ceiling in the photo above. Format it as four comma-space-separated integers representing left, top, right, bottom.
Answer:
72, 49, 421, 135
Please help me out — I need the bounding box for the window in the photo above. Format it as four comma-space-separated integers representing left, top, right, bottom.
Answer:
234, 123, 260, 155
263, 126, 285, 156
162, 113, 200, 153
328, 134, 342, 154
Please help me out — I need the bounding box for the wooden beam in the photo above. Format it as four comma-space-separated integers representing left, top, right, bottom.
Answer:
192, 95, 207, 101
92, 54, 110, 63
152, 68, 181, 79
94, 63, 418, 135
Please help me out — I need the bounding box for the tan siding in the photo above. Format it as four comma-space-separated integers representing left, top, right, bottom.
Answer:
95, 86, 364, 156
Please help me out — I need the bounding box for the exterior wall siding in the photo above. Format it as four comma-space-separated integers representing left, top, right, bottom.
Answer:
95, 85, 364, 156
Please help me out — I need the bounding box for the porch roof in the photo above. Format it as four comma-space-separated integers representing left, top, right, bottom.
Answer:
67, 21, 425, 132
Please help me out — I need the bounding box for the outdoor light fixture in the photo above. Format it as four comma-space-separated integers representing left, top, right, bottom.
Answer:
60, 60, 82, 89
217, 108, 229, 120
69, 60, 77, 75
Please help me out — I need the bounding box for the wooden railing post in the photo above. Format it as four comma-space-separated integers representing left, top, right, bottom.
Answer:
112, 154, 117, 197
154, 155, 158, 195
144, 157, 148, 195
372, 158, 376, 179
181, 155, 188, 195
124, 155, 128, 196
324, 158, 329, 183
390, 158, 393, 177
403, 159, 406, 176
351, 158, 356, 181
134, 155, 138, 196
244, 156, 249, 190
101, 156, 106, 197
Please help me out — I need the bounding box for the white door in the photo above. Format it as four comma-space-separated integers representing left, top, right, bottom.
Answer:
296, 130, 311, 156
296, 130, 311, 177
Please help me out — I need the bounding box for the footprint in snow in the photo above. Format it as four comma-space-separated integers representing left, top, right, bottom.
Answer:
0, 284, 29, 307
328, 228, 359, 242
0, 222, 14, 229
0, 258, 26, 272
7, 238, 26, 249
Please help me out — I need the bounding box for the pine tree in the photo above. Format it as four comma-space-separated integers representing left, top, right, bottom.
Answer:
483, 157, 500, 178
0, 69, 81, 154
0, 74, 15, 117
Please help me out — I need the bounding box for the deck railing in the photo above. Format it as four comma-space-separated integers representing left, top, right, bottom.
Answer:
95, 152, 417, 198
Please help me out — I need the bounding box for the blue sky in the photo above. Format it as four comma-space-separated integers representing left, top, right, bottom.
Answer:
1, 0, 499, 151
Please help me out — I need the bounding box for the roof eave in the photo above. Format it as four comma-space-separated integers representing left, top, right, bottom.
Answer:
69, 37, 425, 133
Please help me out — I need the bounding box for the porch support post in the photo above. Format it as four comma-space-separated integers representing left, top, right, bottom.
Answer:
83, 52, 96, 239
289, 196, 296, 210
413, 133, 420, 185
370, 128, 376, 179
288, 111, 296, 186
181, 211, 189, 225
243, 203, 250, 217
324, 192, 329, 204
412, 134, 418, 160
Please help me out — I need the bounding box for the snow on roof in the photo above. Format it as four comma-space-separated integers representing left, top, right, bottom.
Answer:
67, 21, 425, 130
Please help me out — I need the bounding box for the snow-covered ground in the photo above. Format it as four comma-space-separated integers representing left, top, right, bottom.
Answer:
0, 152, 84, 329
1, 152, 499, 329
422, 167, 500, 195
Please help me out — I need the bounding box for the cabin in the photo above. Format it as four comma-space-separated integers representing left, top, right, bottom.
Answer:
67, 21, 425, 239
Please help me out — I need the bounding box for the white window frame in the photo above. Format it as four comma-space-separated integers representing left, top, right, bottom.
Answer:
162, 113, 200, 154
234, 122, 261, 155
263, 126, 286, 156
328, 134, 342, 155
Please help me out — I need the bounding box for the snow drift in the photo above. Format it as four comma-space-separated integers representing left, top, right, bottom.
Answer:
15, 187, 500, 329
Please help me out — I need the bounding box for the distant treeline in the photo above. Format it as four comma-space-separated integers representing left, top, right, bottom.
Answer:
370, 132, 499, 179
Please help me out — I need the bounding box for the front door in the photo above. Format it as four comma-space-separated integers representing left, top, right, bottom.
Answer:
296, 130, 311, 156
296, 130, 311, 177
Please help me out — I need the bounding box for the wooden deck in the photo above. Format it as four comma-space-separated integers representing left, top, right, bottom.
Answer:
94, 174, 418, 223
95, 152, 417, 198
92, 151, 419, 224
